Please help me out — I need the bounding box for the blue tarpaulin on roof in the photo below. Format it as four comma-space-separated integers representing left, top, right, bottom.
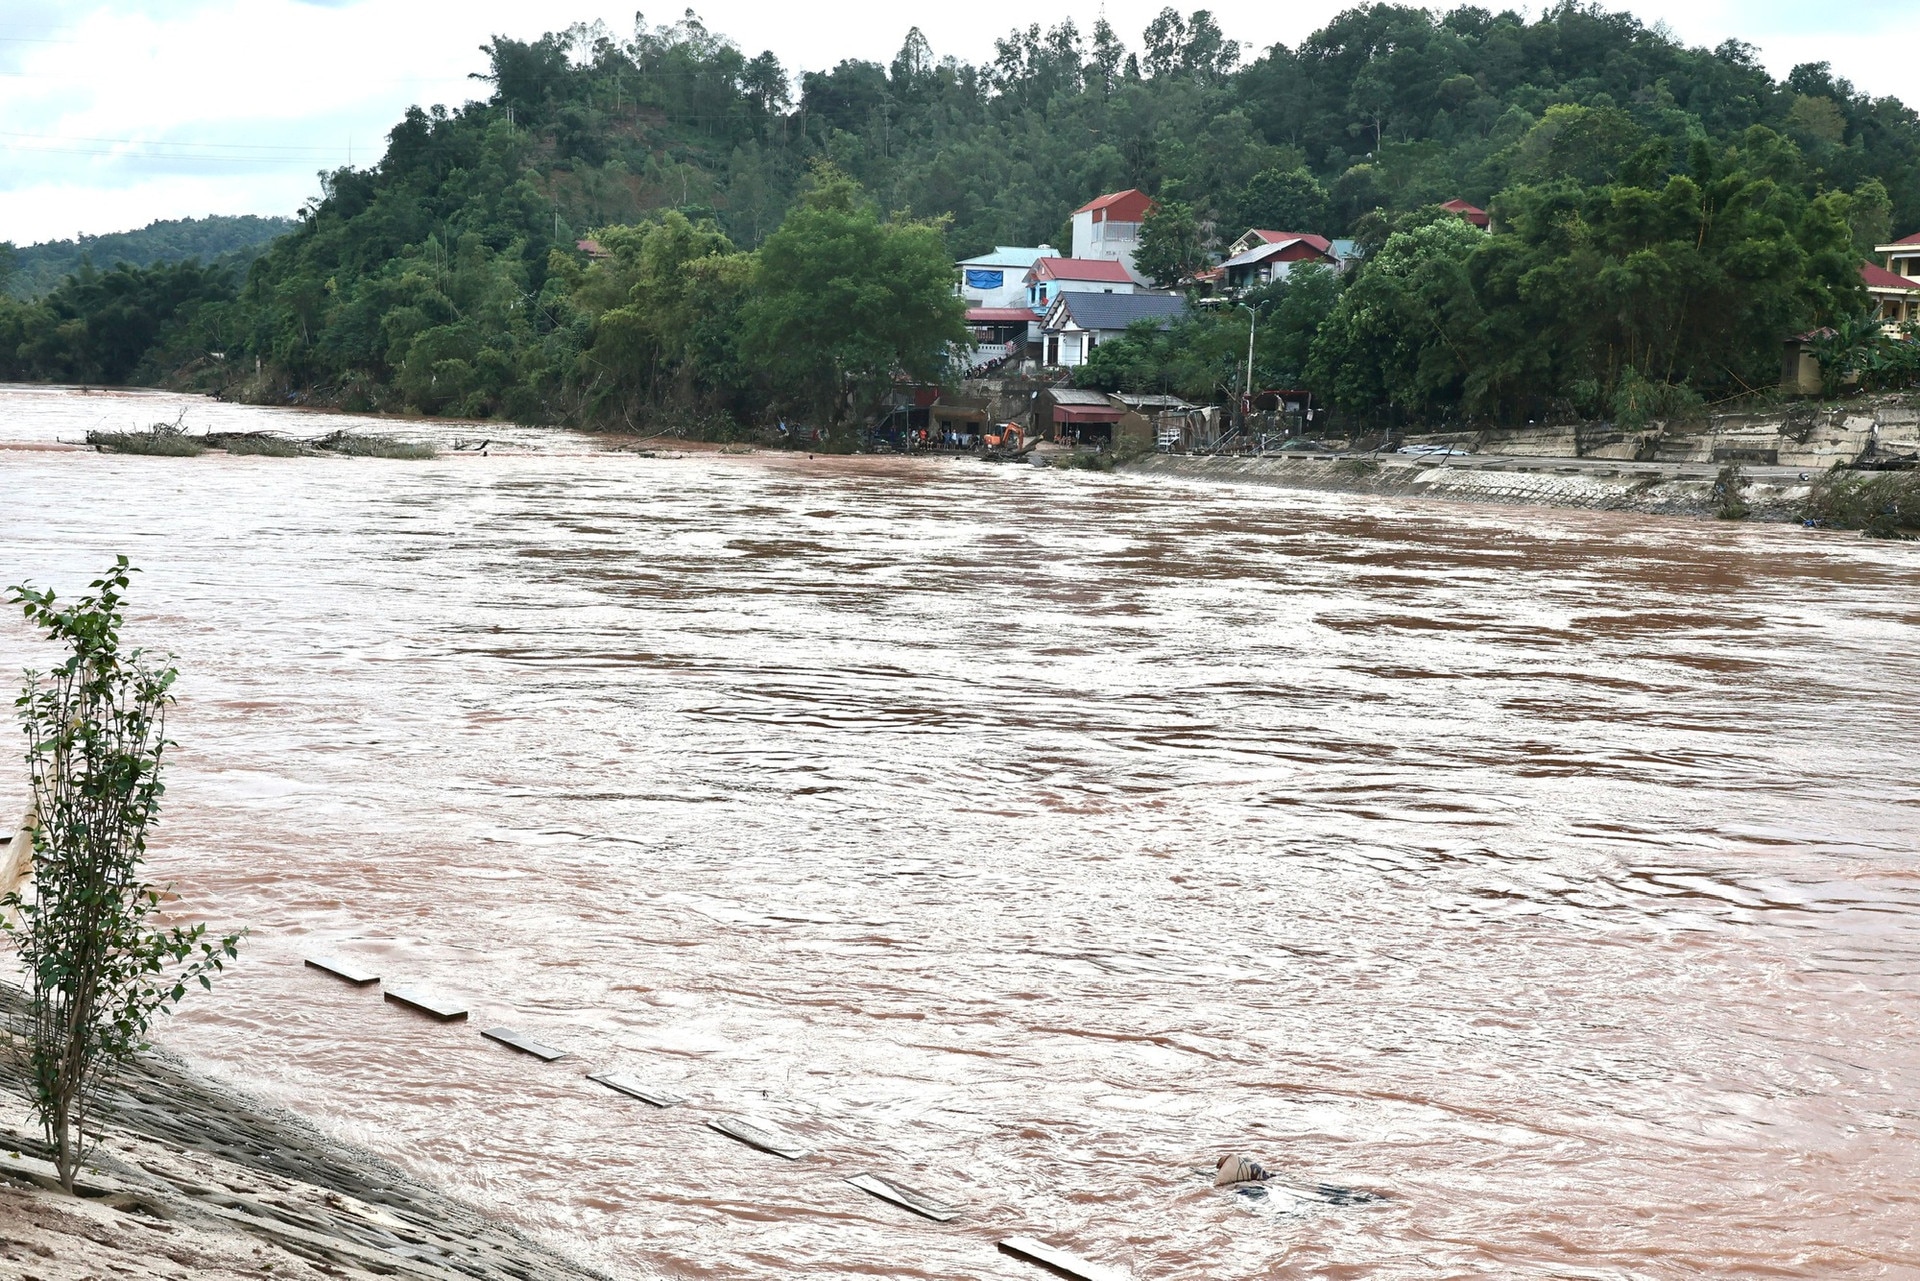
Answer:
964, 269, 1005, 290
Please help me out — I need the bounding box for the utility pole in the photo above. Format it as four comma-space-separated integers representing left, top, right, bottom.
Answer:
1238, 302, 1256, 400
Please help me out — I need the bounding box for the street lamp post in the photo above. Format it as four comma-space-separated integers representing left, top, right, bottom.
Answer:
1238, 303, 1257, 447
1238, 303, 1256, 401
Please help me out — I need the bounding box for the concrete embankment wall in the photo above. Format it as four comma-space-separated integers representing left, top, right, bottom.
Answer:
1122, 454, 1812, 521
1399, 395, 1920, 469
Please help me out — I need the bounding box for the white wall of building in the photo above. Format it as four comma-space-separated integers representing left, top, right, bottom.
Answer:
1026, 275, 1135, 310
958, 247, 1053, 310
1071, 211, 1142, 274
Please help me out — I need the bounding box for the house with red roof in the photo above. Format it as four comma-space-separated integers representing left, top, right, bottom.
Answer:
1440, 199, 1491, 229
1870, 232, 1920, 326
1226, 229, 1334, 258
1219, 231, 1341, 291
1863, 262, 1920, 327
1071, 188, 1155, 278
1023, 255, 1143, 313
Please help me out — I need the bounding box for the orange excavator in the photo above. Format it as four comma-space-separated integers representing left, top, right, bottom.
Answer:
984, 422, 1024, 450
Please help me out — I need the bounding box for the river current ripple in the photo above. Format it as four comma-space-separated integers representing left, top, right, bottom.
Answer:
2, 386, 1918, 1278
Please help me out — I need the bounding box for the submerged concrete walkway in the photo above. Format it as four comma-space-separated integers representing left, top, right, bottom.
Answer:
0, 988, 606, 1281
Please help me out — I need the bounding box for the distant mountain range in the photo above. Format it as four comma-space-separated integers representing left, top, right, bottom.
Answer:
3, 214, 295, 299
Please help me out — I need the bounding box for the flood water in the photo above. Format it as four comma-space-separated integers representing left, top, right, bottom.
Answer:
3, 384, 1919, 1278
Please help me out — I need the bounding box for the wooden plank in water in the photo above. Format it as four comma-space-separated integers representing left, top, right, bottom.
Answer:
303, 956, 378, 986
588, 1072, 683, 1107
480, 1027, 567, 1062
382, 988, 468, 1022
998, 1236, 1126, 1281
707, 1115, 809, 1160
846, 1172, 960, 1222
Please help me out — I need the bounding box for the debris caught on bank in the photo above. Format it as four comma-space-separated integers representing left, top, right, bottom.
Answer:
311, 430, 437, 459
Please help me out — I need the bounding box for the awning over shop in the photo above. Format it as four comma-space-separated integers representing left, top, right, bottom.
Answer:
1052, 405, 1125, 423
966, 307, 1037, 323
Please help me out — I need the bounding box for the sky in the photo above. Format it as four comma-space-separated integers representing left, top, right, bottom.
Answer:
1, 0, 1913, 247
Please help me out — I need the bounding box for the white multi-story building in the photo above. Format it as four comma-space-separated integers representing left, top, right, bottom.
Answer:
1070, 189, 1154, 279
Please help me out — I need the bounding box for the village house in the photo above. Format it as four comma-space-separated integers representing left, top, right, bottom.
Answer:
1869, 232, 1920, 326
1864, 263, 1920, 327
1070, 189, 1154, 278
1038, 291, 1188, 368
1024, 256, 1139, 312
1783, 237, 1920, 392
1029, 388, 1171, 452
1440, 198, 1491, 228
957, 246, 1054, 309
1218, 232, 1341, 291
955, 246, 1054, 370
1035, 387, 1128, 446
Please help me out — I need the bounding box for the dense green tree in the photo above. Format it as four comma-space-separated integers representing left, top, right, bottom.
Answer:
1079, 264, 1342, 399
741, 165, 967, 422
569, 211, 756, 422
1308, 215, 1486, 416
1235, 167, 1333, 236
0, 261, 235, 385
1134, 199, 1208, 287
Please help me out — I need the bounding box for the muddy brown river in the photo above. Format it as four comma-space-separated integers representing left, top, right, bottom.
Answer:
2, 385, 1918, 1278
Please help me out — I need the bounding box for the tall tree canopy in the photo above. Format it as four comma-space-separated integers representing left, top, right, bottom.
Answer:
1, 3, 1915, 423
742, 165, 968, 422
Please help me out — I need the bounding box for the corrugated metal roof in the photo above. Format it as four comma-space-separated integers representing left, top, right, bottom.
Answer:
958, 246, 1054, 268
1240, 230, 1333, 254
1050, 292, 1188, 332
1221, 238, 1334, 270
1072, 189, 1152, 218
1047, 388, 1120, 405
1030, 257, 1136, 283
1863, 262, 1920, 291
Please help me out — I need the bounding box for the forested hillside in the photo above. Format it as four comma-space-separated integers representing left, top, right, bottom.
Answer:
1, 3, 1915, 426
1, 215, 294, 300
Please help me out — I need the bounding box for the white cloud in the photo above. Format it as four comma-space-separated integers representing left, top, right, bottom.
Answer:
1, 0, 1911, 245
